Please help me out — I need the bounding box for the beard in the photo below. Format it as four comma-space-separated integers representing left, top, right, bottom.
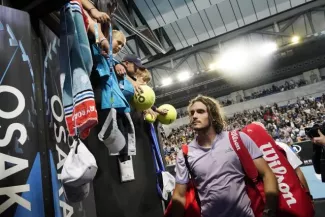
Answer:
193, 120, 212, 132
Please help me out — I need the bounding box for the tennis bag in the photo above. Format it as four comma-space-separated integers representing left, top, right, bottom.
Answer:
229, 125, 314, 217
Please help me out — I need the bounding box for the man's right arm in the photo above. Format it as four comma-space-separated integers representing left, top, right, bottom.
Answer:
171, 184, 187, 217
172, 150, 190, 217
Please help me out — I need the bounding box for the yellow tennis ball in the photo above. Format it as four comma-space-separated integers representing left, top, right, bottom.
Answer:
157, 104, 177, 125
145, 113, 156, 123
132, 85, 156, 111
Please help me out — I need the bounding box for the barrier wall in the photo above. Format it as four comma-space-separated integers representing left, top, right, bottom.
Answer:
0, 6, 47, 217
0, 5, 97, 217
0, 5, 163, 217
39, 21, 97, 217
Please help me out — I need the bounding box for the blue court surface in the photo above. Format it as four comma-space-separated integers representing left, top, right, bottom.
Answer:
301, 165, 325, 199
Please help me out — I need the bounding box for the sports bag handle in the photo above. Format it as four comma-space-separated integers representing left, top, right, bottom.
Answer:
228, 131, 259, 182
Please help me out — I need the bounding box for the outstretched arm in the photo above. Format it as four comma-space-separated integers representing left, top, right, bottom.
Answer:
80, 0, 110, 23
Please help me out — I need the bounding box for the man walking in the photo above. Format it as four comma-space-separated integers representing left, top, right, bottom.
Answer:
171, 95, 278, 217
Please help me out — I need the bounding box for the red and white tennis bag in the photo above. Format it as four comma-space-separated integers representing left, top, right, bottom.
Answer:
229, 123, 314, 217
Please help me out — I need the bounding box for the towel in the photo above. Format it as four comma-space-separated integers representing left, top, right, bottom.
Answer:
60, 0, 98, 139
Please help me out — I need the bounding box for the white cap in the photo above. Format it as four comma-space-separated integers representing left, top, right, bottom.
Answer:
61, 139, 98, 202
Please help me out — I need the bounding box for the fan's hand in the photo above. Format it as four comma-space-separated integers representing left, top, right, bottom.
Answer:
90, 9, 110, 23
115, 64, 126, 76
99, 39, 109, 57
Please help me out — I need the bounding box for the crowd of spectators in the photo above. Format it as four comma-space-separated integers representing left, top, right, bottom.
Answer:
161, 125, 195, 166
221, 79, 308, 106
162, 93, 325, 166
245, 79, 307, 101
227, 94, 325, 143
176, 79, 309, 118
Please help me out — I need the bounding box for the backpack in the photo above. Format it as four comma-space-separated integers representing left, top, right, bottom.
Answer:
229, 126, 314, 217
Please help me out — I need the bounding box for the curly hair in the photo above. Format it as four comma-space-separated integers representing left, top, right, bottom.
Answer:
187, 95, 225, 134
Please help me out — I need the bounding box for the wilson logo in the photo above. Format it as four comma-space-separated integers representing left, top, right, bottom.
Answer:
260, 142, 297, 207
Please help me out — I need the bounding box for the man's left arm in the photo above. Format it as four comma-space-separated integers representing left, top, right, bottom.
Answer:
254, 157, 279, 217
295, 167, 310, 192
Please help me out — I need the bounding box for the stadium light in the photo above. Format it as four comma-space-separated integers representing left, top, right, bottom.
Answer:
217, 48, 247, 71
162, 77, 172, 86
259, 42, 278, 56
209, 63, 217, 70
177, 71, 191, 82
291, 35, 300, 44
262, 42, 278, 54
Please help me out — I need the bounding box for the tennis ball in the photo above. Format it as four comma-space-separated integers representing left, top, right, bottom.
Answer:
157, 104, 177, 125
132, 85, 156, 111
145, 113, 156, 123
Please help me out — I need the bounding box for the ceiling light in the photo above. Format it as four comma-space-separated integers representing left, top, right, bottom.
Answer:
177, 71, 191, 81
209, 63, 216, 70
259, 42, 278, 56
161, 77, 172, 86
218, 48, 247, 70
291, 35, 300, 44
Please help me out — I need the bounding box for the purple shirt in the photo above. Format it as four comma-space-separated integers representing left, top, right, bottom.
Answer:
175, 131, 263, 217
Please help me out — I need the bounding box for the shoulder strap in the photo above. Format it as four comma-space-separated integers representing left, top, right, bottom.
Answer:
181, 144, 201, 208
228, 131, 259, 182
181, 145, 195, 179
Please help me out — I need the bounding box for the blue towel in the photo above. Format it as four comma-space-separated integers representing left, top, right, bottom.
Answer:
60, 0, 98, 139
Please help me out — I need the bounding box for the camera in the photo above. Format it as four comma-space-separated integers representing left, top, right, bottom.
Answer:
305, 122, 325, 138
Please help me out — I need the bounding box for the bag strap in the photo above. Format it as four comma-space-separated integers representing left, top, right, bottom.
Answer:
181, 144, 201, 208
228, 131, 258, 182
181, 145, 196, 179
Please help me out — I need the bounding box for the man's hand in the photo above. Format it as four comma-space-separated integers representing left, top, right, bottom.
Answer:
90, 9, 110, 23
171, 183, 187, 217
115, 64, 126, 76
313, 130, 325, 146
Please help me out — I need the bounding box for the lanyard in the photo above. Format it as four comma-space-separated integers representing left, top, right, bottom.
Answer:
106, 22, 114, 106
94, 22, 99, 44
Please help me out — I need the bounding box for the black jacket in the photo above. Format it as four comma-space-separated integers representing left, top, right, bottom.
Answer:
312, 143, 325, 182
